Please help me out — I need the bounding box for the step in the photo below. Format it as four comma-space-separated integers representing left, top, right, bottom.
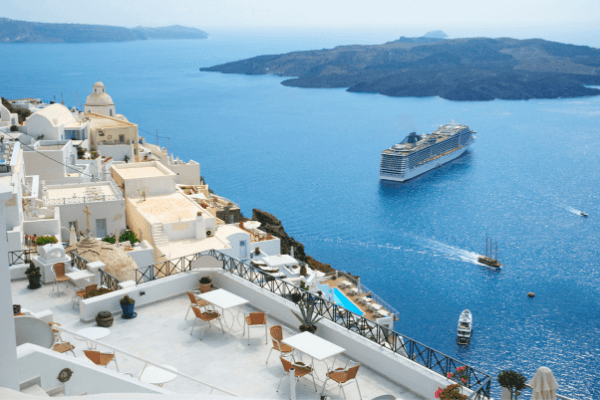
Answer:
20, 376, 41, 391
21, 384, 50, 397
51, 393, 65, 397
45, 385, 65, 397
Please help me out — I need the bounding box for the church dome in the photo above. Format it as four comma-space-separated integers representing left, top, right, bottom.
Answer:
85, 81, 115, 107
66, 240, 138, 282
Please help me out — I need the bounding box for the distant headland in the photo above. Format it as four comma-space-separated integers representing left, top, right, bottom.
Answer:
201, 35, 600, 101
0, 18, 208, 43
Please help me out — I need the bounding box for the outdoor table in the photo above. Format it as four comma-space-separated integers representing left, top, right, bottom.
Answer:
74, 327, 110, 349
283, 332, 345, 380
66, 270, 95, 287
198, 289, 249, 333
139, 365, 178, 387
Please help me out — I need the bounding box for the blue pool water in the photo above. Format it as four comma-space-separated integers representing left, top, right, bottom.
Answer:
318, 283, 364, 316
2, 31, 600, 398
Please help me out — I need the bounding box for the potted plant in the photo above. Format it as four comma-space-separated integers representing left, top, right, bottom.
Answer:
13, 304, 21, 315
120, 295, 136, 319
199, 276, 212, 293
254, 247, 260, 256
497, 370, 527, 400
25, 263, 42, 289
292, 293, 323, 334
434, 384, 467, 399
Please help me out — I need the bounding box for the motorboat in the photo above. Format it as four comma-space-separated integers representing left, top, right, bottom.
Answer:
580, 212, 588, 218
457, 309, 472, 345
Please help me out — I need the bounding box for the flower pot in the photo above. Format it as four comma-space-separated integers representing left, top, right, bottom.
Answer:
199, 282, 212, 293
299, 325, 318, 334
121, 302, 137, 319
96, 311, 114, 327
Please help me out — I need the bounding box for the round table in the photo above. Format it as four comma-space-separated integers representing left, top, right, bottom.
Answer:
74, 327, 110, 349
139, 365, 178, 387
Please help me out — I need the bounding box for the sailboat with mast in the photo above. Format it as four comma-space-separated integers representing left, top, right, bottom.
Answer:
478, 237, 502, 268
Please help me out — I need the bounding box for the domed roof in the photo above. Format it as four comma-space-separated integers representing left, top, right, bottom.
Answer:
93, 81, 105, 88
85, 81, 114, 107
66, 239, 138, 282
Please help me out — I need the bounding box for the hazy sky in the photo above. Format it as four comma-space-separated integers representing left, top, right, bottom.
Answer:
3, 0, 599, 32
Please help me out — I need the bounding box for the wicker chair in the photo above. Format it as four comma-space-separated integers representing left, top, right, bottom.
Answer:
48, 321, 63, 342
320, 360, 362, 400
277, 356, 317, 393
73, 284, 97, 308
52, 263, 70, 294
266, 325, 295, 364
84, 350, 119, 371
190, 305, 224, 340
53, 341, 76, 357
184, 291, 211, 320
243, 311, 268, 345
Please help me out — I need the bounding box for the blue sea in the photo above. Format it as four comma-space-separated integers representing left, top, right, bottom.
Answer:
3, 30, 600, 399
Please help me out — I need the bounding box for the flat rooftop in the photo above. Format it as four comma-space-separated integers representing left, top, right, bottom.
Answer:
157, 237, 228, 260
131, 192, 203, 224
88, 113, 135, 129
117, 165, 168, 179
45, 182, 119, 200
37, 145, 65, 151
11, 278, 423, 400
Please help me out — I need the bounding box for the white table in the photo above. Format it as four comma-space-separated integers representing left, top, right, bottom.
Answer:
198, 289, 249, 332
139, 365, 178, 387
66, 270, 95, 287
283, 332, 345, 378
74, 327, 110, 349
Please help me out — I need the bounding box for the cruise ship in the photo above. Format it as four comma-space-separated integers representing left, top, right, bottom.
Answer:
380, 121, 475, 182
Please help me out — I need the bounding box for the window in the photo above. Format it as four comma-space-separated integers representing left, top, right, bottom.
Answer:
109, 109, 113, 117
119, 135, 124, 143
68, 221, 78, 232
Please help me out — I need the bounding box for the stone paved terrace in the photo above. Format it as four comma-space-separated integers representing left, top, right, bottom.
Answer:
11, 279, 425, 400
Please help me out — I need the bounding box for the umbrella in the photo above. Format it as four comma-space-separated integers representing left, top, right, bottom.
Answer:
69, 225, 77, 246
530, 366, 558, 400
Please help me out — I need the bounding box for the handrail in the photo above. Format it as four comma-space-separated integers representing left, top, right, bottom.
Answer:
99, 269, 121, 290
54, 325, 238, 396
465, 377, 491, 399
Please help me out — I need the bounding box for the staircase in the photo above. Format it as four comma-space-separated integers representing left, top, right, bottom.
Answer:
20, 376, 85, 397
151, 223, 169, 247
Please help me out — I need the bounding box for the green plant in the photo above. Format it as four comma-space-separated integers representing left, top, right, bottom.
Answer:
290, 293, 302, 304
10, 124, 18, 132
120, 295, 135, 305
84, 287, 113, 299
498, 370, 527, 394
35, 236, 58, 245
254, 247, 260, 255
77, 147, 87, 158
435, 384, 467, 399
118, 230, 139, 244
25, 263, 41, 278
102, 235, 116, 244
199, 276, 212, 284
291, 293, 323, 327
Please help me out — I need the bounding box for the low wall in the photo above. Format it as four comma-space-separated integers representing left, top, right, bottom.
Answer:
80, 269, 208, 322
212, 270, 463, 400
17, 344, 169, 395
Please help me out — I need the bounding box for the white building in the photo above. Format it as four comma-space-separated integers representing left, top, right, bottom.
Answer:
0, 103, 18, 128
25, 104, 89, 141
139, 139, 201, 185
84, 82, 116, 117
7, 98, 47, 113
22, 140, 84, 182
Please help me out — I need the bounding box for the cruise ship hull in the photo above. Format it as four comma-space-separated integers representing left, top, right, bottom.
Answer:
380, 142, 471, 182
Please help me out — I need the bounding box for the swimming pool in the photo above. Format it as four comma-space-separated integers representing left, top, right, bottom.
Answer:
318, 283, 364, 316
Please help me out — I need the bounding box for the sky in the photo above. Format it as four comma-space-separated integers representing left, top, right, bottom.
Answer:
2, 0, 599, 31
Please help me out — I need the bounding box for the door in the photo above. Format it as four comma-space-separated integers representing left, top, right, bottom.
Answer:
95, 218, 107, 238
239, 240, 247, 259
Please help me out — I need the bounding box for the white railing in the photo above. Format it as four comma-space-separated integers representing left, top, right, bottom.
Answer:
44, 194, 124, 205
54, 325, 238, 397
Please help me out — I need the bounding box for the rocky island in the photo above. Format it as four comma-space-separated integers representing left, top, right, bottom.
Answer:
0, 18, 208, 43
201, 36, 600, 101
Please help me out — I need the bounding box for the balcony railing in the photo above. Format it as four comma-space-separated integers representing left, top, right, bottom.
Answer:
8, 249, 32, 266
45, 194, 123, 205
100, 269, 121, 291
133, 249, 492, 394
70, 251, 89, 270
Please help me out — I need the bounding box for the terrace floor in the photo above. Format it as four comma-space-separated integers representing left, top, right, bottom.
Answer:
11, 278, 424, 400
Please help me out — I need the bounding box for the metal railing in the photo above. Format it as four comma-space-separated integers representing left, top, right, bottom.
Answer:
53, 325, 237, 396
357, 281, 401, 320
465, 377, 492, 399
133, 249, 491, 393
100, 269, 121, 291
70, 251, 90, 270
44, 194, 123, 205
8, 249, 32, 266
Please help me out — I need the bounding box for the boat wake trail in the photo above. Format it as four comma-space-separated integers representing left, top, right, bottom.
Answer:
417, 238, 483, 266
561, 205, 583, 216
298, 236, 410, 252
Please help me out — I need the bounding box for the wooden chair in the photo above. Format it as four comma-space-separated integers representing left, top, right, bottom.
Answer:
243, 311, 268, 345
320, 360, 362, 400
190, 305, 224, 340
266, 325, 295, 364
53, 341, 76, 357
84, 350, 119, 371
277, 356, 317, 393
184, 291, 211, 319
73, 284, 97, 308
52, 263, 69, 294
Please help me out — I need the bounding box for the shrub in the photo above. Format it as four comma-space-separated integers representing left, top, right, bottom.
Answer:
497, 370, 527, 392
199, 276, 212, 284
102, 235, 116, 244
84, 287, 113, 299
77, 147, 87, 158
102, 230, 139, 245
254, 247, 260, 255
10, 124, 18, 132
35, 236, 58, 245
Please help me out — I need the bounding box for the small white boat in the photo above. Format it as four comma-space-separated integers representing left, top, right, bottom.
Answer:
457, 309, 472, 345
580, 212, 588, 218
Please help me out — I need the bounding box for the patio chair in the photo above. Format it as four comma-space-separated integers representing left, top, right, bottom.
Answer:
277, 356, 318, 393
84, 350, 119, 371
48, 322, 63, 342
243, 311, 268, 345
52, 263, 70, 294
190, 305, 224, 340
53, 341, 76, 357
266, 325, 296, 364
184, 291, 211, 319
321, 360, 362, 400
73, 284, 97, 309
